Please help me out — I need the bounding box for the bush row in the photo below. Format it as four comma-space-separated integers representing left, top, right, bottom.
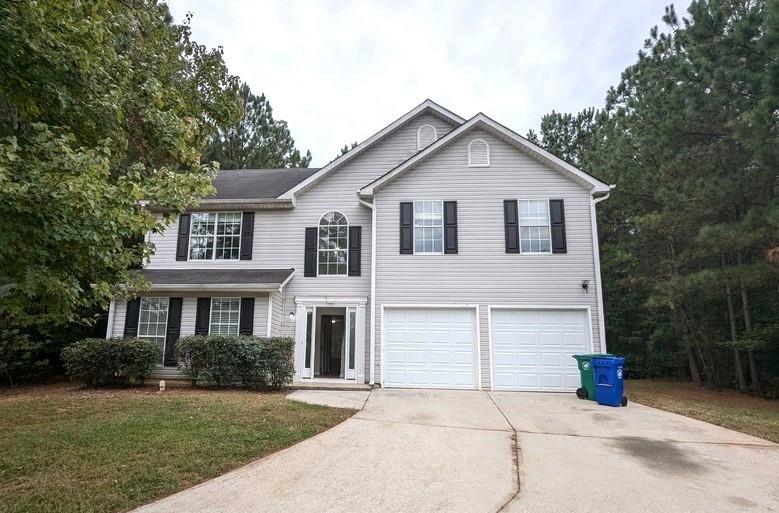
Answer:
175, 335, 294, 389
61, 337, 160, 387
61, 335, 294, 389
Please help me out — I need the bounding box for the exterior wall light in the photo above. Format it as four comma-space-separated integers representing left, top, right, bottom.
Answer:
581, 280, 590, 293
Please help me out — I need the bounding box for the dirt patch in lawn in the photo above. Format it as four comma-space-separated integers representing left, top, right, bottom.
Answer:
0, 383, 355, 513
626, 379, 779, 443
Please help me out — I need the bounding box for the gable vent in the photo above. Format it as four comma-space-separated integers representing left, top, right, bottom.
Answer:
468, 138, 490, 167
417, 124, 438, 150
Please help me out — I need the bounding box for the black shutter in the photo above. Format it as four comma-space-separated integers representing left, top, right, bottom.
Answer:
176, 214, 191, 261
304, 227, 318, 277
348, 226, 362, 276
123, 298, 141, 337
239, 298, 254, 335
239, 212, 254, 260
195, 298, 211, 335
399, 202, 413, 254
504, 200, 520, 253
164, 298, 182, 366
443, 201, 458, 254
550, 199, 567, 254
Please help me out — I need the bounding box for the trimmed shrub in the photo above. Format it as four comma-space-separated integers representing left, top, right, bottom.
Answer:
61, 337, 160, 387
175, 335, 294, 389
260, 337, 295, 389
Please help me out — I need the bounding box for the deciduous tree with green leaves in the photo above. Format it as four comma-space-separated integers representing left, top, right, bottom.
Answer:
0, 1, 241, 337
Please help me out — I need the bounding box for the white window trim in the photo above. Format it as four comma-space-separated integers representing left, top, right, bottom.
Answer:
209, 297, 242, 335
188, 211, 242, 261
468, 138, 490, 167
137, 297, 170, 366
416, 124, 438, 150
517, 198, 553, 255
316, 210, 349, 277
413, 200, 444, 255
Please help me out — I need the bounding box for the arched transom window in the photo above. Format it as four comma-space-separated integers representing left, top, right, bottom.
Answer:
468, 138, 490, 167
318, 211, 348, 275
417, 124, 438, 150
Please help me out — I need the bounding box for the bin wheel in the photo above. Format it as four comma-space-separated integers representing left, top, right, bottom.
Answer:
621, 396, 628, 407
576, 388, 588, 400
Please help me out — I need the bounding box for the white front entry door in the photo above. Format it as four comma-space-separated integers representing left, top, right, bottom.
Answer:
490, 308, 591, 391
383, 307, 477, 389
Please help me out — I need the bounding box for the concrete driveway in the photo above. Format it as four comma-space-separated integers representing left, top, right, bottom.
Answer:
132, 389, 779, 513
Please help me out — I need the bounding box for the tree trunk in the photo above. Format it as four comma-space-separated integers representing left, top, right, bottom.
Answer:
722, 255, 747, 392
738, 277, 763, 396
687, 345, 702, 386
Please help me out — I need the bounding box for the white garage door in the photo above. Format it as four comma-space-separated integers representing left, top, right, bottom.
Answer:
490, 309, 590, 391
383, 308, 477, 389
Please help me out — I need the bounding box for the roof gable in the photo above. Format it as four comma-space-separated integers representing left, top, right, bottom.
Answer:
277, 99, 464, 200
359, 113, 612, 198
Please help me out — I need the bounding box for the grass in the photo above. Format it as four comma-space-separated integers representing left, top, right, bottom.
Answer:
0, 383, 355, 513
626, 379, 779, 443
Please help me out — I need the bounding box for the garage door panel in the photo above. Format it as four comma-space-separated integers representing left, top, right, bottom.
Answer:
491, 309, 590, 392
384, 308, 477, 389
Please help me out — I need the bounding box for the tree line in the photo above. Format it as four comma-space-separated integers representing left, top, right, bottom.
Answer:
528, 0, 779, 396
0, 0, 310, 383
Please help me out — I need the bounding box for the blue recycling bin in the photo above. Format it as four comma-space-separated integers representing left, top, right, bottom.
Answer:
592, 357, 628, 407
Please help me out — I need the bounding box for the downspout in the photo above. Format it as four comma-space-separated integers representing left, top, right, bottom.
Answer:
358, 196, 376, 385
590, 190, 611, 353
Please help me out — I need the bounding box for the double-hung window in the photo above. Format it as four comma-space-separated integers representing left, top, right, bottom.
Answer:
518, 199, 552, 253
189, 212, 242, 260
209, 297, 241, 335
137, 297, 169, 364
413, 201, 443, 254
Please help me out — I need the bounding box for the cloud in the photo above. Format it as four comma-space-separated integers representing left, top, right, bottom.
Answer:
170, 0, 679, 166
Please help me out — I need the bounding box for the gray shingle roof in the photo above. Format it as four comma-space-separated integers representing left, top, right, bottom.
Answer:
206, 169, 319, 200
136, 268, 294, 286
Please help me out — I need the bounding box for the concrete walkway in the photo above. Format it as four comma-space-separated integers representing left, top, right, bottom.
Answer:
494, 392, 779, 513
132, 389, 516, 513
132, 389, 779, 513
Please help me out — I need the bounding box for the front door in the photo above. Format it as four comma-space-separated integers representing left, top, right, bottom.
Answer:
319, 315, 344, 377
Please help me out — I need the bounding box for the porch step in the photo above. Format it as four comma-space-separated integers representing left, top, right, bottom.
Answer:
287, 381, 373, 391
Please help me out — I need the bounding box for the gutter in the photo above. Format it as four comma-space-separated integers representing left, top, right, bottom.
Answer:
358, 196, 376, 385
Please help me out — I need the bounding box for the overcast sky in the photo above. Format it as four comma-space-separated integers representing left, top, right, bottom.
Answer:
169, 1, 682, 166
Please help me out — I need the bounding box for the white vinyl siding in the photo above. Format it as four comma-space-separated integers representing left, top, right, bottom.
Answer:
209, 297, 241, 335
519, 199, 552, 254
413, 201, 443, 254
189, 212, 242, 260
375, 129, 603, 388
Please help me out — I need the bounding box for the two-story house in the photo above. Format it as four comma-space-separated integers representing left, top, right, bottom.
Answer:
106, 99, 612, 391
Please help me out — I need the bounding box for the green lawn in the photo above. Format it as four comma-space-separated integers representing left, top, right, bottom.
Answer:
0, 384, 355, 513
627, 379, 779, 443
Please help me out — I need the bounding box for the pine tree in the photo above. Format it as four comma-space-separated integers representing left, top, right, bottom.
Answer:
204, 84, 312, 169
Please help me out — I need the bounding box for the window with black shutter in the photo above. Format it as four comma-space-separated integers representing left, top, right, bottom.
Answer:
550, 199, 567, 253
195, 298, 211, 335
348, 226, 362, 276
443, 201, 458, 254
503, 200, 519, 253
399, 202, 413, 254
239, 212, 254, 260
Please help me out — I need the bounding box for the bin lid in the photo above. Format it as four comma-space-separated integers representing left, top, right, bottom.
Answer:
592, 356, 625, 367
